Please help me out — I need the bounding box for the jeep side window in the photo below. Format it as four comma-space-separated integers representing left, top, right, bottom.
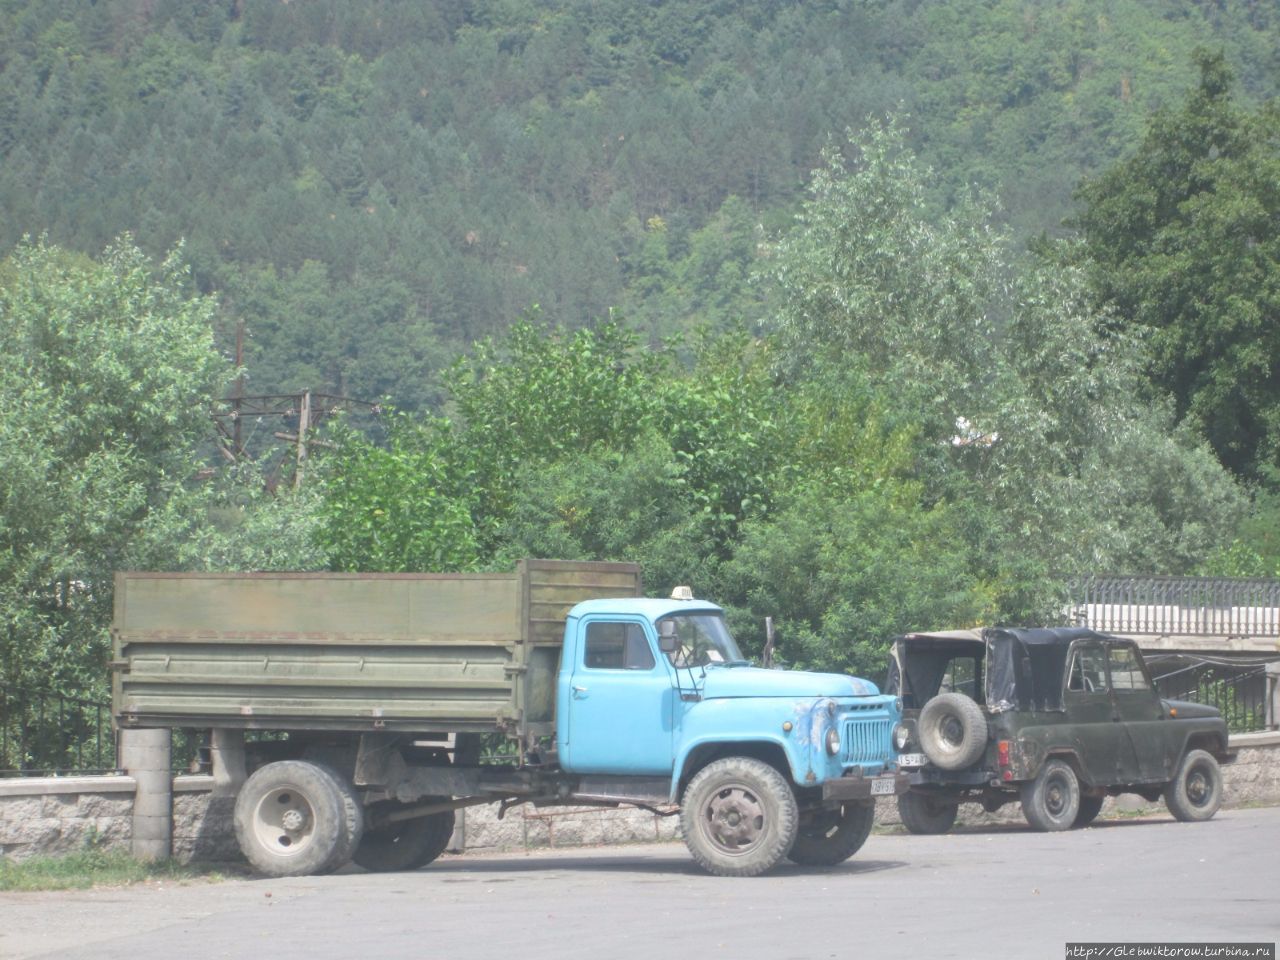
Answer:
1068, 645, 1108, 694
1108, 645, 1151, 692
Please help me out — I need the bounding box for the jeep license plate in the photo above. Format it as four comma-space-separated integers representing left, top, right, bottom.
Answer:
870, 777, 897, 796
897, 753, 927, 768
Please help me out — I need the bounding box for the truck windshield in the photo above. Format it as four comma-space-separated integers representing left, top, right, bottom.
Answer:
659, 614, 746, 667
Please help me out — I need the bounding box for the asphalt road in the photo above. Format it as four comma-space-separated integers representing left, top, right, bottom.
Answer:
3, 807, 1278, 960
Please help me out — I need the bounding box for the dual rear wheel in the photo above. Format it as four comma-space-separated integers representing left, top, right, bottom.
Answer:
233, 760, 455, 877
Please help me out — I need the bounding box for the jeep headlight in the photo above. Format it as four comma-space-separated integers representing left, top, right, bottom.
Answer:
892, 723, 911, 751
826, 727, 841, 756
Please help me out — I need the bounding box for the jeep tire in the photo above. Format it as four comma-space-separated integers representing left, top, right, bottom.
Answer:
897, 792, 960, 834
917, 693, 988, 771
1021, 759, 1080, 831
1164, 749, 1223, 822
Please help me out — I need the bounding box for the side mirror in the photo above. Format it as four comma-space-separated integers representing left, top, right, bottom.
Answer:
658, 620, 678, 654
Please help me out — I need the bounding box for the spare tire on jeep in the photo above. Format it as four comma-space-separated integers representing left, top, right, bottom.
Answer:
917, 693, 987, 770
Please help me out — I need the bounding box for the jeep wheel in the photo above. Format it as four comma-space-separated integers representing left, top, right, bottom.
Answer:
681, 757, 798, 877
1021, 759, 1080, 832
1073, 795, 1105, 828
916, 693, 987, 771
897, 792, 959, 834
1164, 749, 1223, 822
787, 802, 874, 866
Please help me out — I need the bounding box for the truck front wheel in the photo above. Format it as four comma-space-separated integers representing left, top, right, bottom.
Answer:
680, 757, 798, 877
786, 802, 874, 866
233, 760, 347, 877
353, 800, 456, 872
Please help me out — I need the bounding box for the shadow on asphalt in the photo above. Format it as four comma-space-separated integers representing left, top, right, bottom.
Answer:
388, 853, 910, 878
895, 812, 1180, 836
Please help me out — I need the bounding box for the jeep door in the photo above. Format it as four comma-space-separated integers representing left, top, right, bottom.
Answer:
1107, 642, 1171, 782
1063, 641, 1125, 785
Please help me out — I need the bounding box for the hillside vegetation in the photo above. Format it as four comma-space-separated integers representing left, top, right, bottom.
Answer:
1, 0, 1276, 403
2, 2, 1279, 725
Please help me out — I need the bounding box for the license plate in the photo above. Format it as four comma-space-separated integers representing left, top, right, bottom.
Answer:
870, 777, 897, 796
897, 753, 927, 768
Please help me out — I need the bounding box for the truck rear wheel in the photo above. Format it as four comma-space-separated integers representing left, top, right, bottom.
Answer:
680, 757, 798, 877
897, 792, 959, 834
1164, 749, 1223, 822
786, 802, 874, 866
309, 763, 364, 873
233, 760, 346, 877
353, 800, 456, 872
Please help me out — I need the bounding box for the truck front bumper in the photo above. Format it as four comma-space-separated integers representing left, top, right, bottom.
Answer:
822, 771, 911, 801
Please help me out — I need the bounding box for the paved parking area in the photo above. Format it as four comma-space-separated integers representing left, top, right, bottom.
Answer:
2, 807, 1278, 960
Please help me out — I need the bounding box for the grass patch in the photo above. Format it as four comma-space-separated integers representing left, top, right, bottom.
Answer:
0, 849, 227, 892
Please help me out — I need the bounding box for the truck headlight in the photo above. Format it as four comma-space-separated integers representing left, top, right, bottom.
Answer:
893, 723, 911, 751
826, 728, 841, 755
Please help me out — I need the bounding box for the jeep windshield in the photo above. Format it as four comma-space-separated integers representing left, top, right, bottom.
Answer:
658, 613, 747, 667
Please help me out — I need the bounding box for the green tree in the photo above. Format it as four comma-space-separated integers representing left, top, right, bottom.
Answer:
0, 238, 229, 705
768, 120, 1245, 612
315, 414, 481, 573
1075, 50, 1280, 479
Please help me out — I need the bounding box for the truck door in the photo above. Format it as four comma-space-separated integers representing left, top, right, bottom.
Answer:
1063, 641, 1124, 785
1107, 642, 1170, 782
560, 618, 675, 775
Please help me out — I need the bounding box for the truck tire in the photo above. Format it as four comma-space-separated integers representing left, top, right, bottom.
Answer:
353, 800, 456, 872
916, 693, 987, 771
1164, 749, 1223, 822
1020, 759, 1079, 832
309, 763, 364, 873
897, 792, 959, 834
680, 757, 799, 877
1073, 795, 1105, 828
233, 760, 347, 877
786, 802, 874, 866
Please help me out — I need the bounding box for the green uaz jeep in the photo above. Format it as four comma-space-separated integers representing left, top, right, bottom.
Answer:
886, 627, 1233, 833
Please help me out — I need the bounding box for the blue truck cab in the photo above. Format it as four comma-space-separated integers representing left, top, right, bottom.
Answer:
554, 588, 906, 876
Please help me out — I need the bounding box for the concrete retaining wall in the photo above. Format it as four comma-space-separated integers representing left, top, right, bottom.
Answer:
0, 777, 135, 862
3, 731, 1279, 863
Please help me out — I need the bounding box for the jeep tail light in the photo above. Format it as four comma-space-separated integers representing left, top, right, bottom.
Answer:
997, 740, 1011, 766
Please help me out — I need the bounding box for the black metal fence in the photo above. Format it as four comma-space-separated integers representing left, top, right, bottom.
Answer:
0, 691, 117, 776
1147, 656, 1273, 733
1072, 576, 1280, 637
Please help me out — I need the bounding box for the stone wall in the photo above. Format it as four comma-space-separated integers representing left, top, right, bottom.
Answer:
3, 731, 1279, 863
0, 776, 135, 862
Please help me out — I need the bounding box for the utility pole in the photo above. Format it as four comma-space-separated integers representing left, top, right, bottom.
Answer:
211, 389, 378, 490
294, 389, 311, 490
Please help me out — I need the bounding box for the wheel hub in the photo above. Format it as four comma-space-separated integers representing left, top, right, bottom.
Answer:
1187, 772, 1208, 804
706, 787, 764, 850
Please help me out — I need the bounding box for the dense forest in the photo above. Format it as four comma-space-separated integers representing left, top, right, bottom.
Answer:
1, 0, 1277, 404
2, 1, 1280, 726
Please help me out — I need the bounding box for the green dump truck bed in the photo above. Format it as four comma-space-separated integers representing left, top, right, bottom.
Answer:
112, 559, 641, 735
